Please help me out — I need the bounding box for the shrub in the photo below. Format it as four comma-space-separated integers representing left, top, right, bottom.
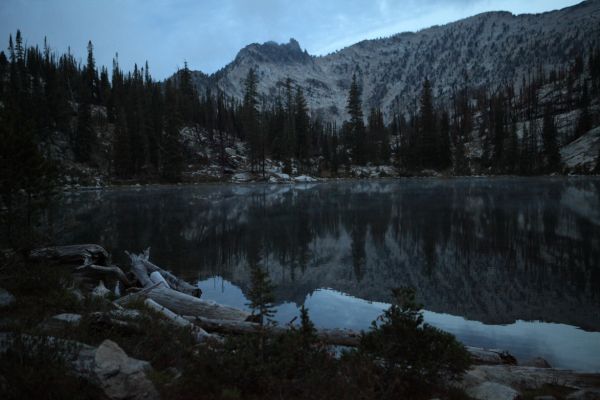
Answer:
357, 287, 472, 398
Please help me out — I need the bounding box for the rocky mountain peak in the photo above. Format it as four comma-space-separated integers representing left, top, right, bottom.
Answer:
185, 0, 600, 123
235, 38, 310, 65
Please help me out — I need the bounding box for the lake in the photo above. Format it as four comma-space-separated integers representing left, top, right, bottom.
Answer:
48, 177, 600, 371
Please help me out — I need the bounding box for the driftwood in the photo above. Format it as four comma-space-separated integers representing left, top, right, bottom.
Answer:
149, 271, 169, 288
466, 346, 517, 365
126, 247, 202, 297
126, 251, 153, 288
113, 282, 163, 306
144, 299, 216, 343
76, 263, 133, 287
186, 315, 361, 346
184, 316, 518, 364
29, 244, 109, 265
119, 284, 249, 321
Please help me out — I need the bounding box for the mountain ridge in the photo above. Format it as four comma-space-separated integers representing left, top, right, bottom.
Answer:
182, 0, 600, 122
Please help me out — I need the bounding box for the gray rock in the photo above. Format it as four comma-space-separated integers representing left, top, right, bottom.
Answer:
463, 365, 600, 391
566, 389, 600, 400
53, 313, 82, 324
0, 334, 158, 400
0, 288, 16, 308
533, 396, 557, 400
91, 340, 159, 400
466, 382, 521, 400
70, 288, 85, 302
523, 357, 552, 368
92, 281, 111, 298
38, 313, 82, 332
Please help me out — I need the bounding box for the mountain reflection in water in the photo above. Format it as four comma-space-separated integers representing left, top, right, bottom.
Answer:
200, 276, 600, 372
48, 177, 600, 370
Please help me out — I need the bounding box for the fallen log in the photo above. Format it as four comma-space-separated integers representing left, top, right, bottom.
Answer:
76, 263, 133, 287
126, 251, 153, 288
137, 248, 201, 297
29, 244, 109, 265
183, 316, 518, 364
113, 282, 163, 306
186, 315, 361, 346
118, 285, 249, 321
144, 299, 217, 343
466, 346, 517, 365
125, 249, 201, 297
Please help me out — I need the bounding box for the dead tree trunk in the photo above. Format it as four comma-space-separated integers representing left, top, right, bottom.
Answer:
128, 249, 201, 297
183, 316, 517, 364
117, 284, 249, 321
29, 244, 109, 265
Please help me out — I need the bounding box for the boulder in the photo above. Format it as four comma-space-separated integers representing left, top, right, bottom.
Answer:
231, 172, 253, 182
522, 357, 552, 368
0, 334, 159, 400
566, 389, 600, 400
92, 281, 111, 298
293, 175, 317, 182
53, 313, 82, 324
89, 340, 159, 400
0, 288, 15, 308
462, 365, 600, 392
466, 382, 521, 400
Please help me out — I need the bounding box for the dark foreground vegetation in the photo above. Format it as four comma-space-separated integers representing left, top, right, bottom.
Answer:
0, 253, 473, 400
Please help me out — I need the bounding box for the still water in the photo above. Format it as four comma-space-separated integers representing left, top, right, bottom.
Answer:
49, 177, 600, 371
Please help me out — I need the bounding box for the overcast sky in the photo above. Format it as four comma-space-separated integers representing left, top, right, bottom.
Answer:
0, 0, 583, 79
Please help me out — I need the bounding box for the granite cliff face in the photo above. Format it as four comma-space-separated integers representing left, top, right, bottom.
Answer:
185, 0, 600, 123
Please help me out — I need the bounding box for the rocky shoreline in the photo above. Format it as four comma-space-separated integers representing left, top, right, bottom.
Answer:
1, 244, 599, 400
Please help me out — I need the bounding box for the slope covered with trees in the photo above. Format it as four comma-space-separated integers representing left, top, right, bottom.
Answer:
0, 24, 599, 197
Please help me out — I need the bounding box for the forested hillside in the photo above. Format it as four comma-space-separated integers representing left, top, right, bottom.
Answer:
1, 4, 600, 201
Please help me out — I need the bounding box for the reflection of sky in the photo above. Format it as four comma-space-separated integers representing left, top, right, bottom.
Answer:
199, 276, 600, 372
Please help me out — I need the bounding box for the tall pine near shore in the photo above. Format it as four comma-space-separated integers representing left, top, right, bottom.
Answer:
346, 74, 366, 165
418, 78, 437, 169
74, 41, 97, 163
542, 106, 561, 173
242, 68, 261, 172
161, 81, 183, 182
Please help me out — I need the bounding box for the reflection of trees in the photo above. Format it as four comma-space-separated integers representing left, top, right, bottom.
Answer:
50, 179, 600, 329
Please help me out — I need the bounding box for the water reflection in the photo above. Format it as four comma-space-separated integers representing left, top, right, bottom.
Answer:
200, 276, 600, 372
45, 178, 600, 369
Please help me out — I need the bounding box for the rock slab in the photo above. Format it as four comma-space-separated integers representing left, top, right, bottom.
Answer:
467, 382, 521, 400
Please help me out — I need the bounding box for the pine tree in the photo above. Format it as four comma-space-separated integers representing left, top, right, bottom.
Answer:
298, 305, 317, 350
161, 81, 183, 182
246, 264, 276, 325
84, 40, 97, 103
112, 104, 131, 178
542, 106, 561, 173
438, 111, 451, 170
74, 103, 94, 163
242, 68, 261, 172
294, 86, 310, 170
346, 74, 366, 165
574, 83, 592, 139
367, 108, 388, 164
418, 78, 437, 169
